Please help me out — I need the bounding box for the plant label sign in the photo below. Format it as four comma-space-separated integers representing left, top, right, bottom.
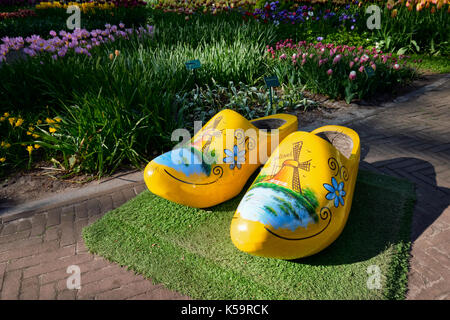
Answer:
365, 66, 375, 78
185, 59, 201, 70
264, 75, 280, 88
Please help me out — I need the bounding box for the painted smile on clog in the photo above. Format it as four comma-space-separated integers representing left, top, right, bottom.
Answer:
236, 183, 333, 241
235, 140, 335, 241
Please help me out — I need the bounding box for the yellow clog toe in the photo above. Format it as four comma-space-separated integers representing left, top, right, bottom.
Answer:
230, 125, 361, 259
144, 109, 298, 208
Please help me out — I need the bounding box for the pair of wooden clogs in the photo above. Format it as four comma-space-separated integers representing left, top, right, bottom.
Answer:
144, 109, 360, 260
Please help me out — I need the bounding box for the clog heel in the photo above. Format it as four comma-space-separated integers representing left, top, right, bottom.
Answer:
230, 125, 360, 259
144, 109, 298, 208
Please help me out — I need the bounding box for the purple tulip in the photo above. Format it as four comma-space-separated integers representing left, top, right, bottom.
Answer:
0, 24, 154, 62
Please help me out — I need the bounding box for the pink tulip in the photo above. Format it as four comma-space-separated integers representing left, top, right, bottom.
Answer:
349, 61, 355, 68
327, 69, 333, 76
332, 54, 342, 64
358, 65, 365, 73
349, 71, 357, 80
393, 63, 400, 70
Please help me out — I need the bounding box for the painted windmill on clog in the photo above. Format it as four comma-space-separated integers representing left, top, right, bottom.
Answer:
265, 142, 311, 193
190, 115, 223, 154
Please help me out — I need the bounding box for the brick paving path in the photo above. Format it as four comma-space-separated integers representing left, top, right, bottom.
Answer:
0, 77, 449, 300
348, 79, 450, 300
0, 184, 189, 300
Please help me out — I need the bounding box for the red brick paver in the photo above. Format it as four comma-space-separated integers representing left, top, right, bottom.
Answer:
0, 184, 189, 300
348, 78, 450, 300
0, 76, 449, 300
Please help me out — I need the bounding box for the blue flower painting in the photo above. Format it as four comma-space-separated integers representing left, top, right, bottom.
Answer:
223, 145, 245, 170
323, 177, 346, 208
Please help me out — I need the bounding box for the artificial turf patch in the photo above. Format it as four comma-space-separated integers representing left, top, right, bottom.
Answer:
82, 170, 415, 300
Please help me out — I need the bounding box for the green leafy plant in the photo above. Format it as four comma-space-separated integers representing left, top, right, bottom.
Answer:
34, 94, 151, 177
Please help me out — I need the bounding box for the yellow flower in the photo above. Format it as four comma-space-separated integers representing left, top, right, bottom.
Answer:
28, 127, 34, 132
0, 157, 6, 163
109, 53, 114, 60
45, 117, 55, 124
26, 145, 34, 154
54, 117, 62, 123
5, 143, 11, 148
37, 120, 42, 125
15, 118, 24, 127
34, 144, 41, 149
49, 127, 57, 133
3, 112, 9, 117
32, 133, 39, 139
115, 50, 120, 57
0, 141, 4, 147
8, 117, 16, 126
391, 8, 398, 17
0, 117, 5, 122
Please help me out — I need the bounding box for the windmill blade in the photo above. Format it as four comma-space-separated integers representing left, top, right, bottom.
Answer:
299, 159, 311, 171
202, 141, 211, 153
293, 142, 302, 162
292, 168, 301, 193
212, 116, 223, 129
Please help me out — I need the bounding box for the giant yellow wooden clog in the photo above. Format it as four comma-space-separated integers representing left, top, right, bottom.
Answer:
144, 109, 298, 208
230, 125, 360, 259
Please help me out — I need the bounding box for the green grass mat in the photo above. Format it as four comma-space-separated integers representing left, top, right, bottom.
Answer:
83, 170, 416, 300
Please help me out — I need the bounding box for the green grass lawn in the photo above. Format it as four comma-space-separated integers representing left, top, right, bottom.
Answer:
83, 170, 416, 300
410, 54, 450, 74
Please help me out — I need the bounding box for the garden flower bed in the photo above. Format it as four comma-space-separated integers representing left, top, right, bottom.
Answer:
0, 23, 154, 61
267, 39, 417, 103
0, 0, 149, 38
0, 8, 35, 20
